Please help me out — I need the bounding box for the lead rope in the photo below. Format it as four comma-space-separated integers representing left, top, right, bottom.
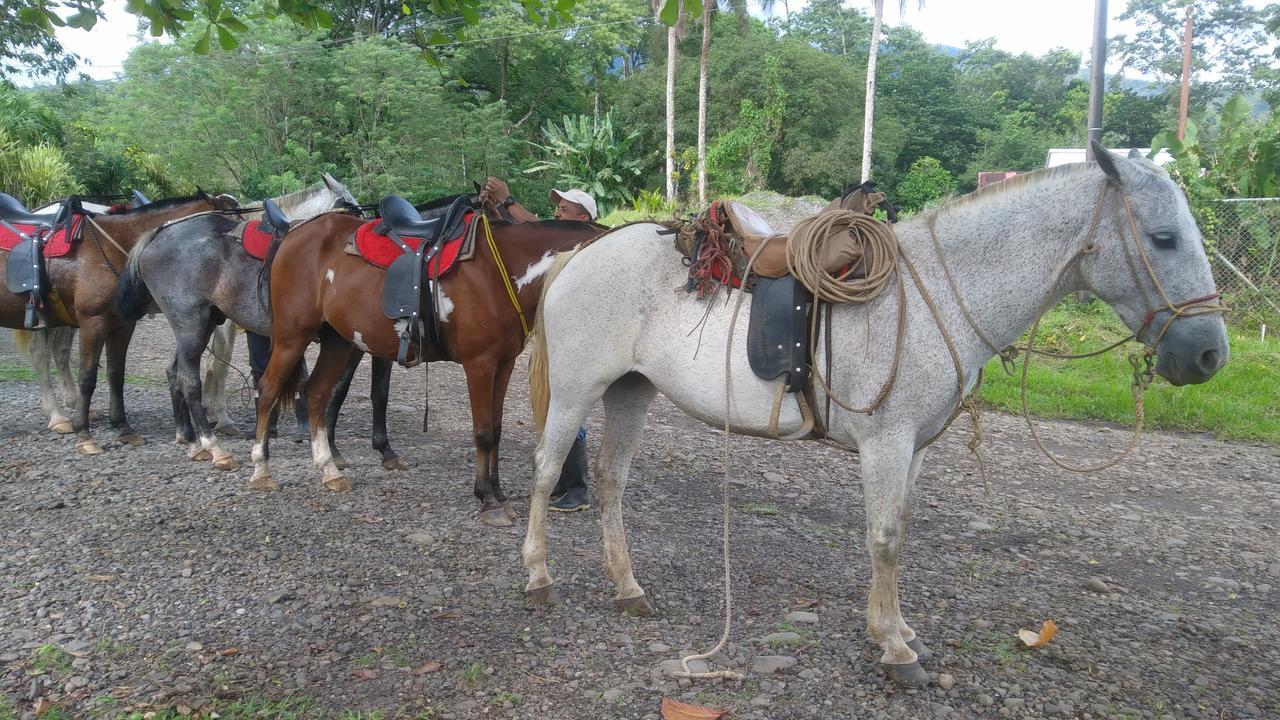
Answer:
675, 238, 775, 682
482, 215, 530, 336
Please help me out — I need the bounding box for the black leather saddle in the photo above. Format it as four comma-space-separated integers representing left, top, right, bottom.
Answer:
747, 275, 813, 393
0, 192, 65, 227
377, 194, 475, 366
2, 193, 79, 329
258, 197, 292, 238
131, 189, 151, 207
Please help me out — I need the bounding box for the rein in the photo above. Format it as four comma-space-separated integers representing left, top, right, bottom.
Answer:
85, 216, 132, 279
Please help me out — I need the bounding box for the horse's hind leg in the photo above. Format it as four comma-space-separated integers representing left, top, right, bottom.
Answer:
369, 357, 404, 471
174, 317, 238, 470
49, 328, 86, 421
304, 332, 355, 492
597, 373, 659, 616
203, 321, 242, 437
166, 353, 196, 447
859, 436, 929, 686
104, 323, 143, 446
523, 391, 597, 603
21, 329, 73, 434
250, 332, 311, 491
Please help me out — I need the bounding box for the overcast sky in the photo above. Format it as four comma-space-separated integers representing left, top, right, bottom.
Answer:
44, 0, 1275, 84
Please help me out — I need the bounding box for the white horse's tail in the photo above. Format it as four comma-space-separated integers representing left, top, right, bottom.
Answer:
529, 247, 587, 434
12, 329, 33, 357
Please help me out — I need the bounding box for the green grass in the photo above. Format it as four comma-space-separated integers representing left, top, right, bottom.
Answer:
744, 502, 782, 516
597, 208, 662, 226
0, 695, 15, 720
29, 644, 71, 676
978, 302, 1280, 443
0, 362, 164, 388
461, 662, 483, 687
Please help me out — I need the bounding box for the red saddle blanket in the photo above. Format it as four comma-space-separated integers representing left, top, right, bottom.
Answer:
238, 220, 275, 261
354, 211, 474, 276
0, 216, 82, 258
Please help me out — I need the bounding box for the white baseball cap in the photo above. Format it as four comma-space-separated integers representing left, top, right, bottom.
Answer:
548, 188, 598, 221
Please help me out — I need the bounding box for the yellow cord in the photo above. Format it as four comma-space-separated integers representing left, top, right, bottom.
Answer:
482, 215, 530, 336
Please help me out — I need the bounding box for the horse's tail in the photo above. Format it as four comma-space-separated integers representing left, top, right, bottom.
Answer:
12, 329, 33, 358
116, 227, 160, 322
529, 248, 585, 434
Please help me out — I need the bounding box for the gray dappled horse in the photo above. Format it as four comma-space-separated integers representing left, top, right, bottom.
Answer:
523, 143, 1228, 686
116, 175, 403, 472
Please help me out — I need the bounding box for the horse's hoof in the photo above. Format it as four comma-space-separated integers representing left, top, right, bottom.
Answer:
214, 423, 243, 439
188, 446, 212, 462
75, 439, 105, 456
501, 501, 519, 521
323, 475, 351, 493
333, 455, 350, 471
213, 455, 240, 471
249, 473, 278, 491
882, 660, 930, 686
479, 507, 514, 528
382, 456, 409, 471
906, 636, 933, 661
616, 595, 656, 618
119, 432, 145, 446
527, 585, 562, 607
48, 416, 73, 434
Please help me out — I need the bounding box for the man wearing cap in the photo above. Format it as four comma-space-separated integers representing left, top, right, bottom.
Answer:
479, 177, 596, 512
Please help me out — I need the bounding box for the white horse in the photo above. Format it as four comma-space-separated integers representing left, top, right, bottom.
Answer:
522, 143, 1229, 685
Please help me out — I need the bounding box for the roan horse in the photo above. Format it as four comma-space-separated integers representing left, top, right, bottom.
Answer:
249, 201, 603, 526
522, 144, 1229, 684
114, 176, 404, 472
1, 191, 240, 453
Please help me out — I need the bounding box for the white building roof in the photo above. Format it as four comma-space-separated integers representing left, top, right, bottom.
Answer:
1045, 147, 1175, 168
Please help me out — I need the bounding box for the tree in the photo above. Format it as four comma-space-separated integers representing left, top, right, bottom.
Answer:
895, 156, 954, 211
525, 110, 643, 214
1111, 0, 1274, 97
861, 0, 923, 183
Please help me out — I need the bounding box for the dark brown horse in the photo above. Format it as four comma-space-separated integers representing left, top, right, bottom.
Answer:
249, 205, 602, 526
0, 192, 239, 454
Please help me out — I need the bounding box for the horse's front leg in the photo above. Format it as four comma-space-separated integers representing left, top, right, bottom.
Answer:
859, 435, 929, 685
895, 450, 932, 661
104, 322, 143, 446
202, 321, 242, 437
71, 317, 109, 455
324, 347, 363, 471
462, 360, 510, 527
369, 357, 405, 470
23, 329, 73, 434
487, 357, 519, 521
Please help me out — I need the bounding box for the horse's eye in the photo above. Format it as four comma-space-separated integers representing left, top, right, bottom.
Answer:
1150, 232, 1177, 250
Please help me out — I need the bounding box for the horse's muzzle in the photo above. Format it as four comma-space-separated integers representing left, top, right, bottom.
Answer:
1154, 314, 1230, 386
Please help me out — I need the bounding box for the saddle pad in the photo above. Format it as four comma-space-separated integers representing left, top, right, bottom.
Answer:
354, 211, 474, 275
237, 220, 275, 261
0, 216, 82, 258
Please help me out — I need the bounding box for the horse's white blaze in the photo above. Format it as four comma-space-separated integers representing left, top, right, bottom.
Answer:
515, 252, 555, 292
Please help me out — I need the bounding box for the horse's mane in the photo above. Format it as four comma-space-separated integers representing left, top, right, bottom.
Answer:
114, 193, 213, 215
934, 158, 1165, 215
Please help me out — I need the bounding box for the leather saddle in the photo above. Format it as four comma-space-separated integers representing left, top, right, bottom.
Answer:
2, 193, 78, 329
378, 194, 475, 366
258, 197, 291, 238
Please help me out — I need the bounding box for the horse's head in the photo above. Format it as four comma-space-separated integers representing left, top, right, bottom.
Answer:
321, 172, 361, 210
1081, 140, 1228, 386
196, 188, 241, 211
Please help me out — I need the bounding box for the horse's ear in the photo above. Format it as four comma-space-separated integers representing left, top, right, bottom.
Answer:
1092, 140, 1123, 182
322, 172, 339, 190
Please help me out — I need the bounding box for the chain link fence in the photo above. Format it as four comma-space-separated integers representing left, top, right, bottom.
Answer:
1201, 198, 1280, 329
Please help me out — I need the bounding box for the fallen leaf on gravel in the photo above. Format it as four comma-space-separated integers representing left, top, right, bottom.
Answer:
412, 661, 442, 675
87, 574, 114, 582
66, 649, 90, 658
660, 697, 728, 719
33, 699, 54, 717
351, 668, 378, 681
218, 647, 240, 656
175, 703, 192, 715
1017, 620, 1058, 648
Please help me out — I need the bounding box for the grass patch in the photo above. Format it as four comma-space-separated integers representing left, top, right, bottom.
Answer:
0, 362, 163, 388
0, 695, 15, 720
744, 502, 782, 517
597, 208, 665, 226
29, 644, 71, 676
978, 302, 1280, 443
462, 662, 484, 687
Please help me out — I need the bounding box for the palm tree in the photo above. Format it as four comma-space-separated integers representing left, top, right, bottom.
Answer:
861, 1, 921, 183
655, 0, 687, 203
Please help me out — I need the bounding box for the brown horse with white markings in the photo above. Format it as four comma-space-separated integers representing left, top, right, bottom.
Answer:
1, 192, 239, 453
249, 202, 602, 526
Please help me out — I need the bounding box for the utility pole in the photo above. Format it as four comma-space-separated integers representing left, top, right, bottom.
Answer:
1085, 0, 1107, 160
1177, 3, 1194, 140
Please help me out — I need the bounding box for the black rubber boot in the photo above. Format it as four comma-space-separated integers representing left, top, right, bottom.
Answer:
549, 436, 590, 512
